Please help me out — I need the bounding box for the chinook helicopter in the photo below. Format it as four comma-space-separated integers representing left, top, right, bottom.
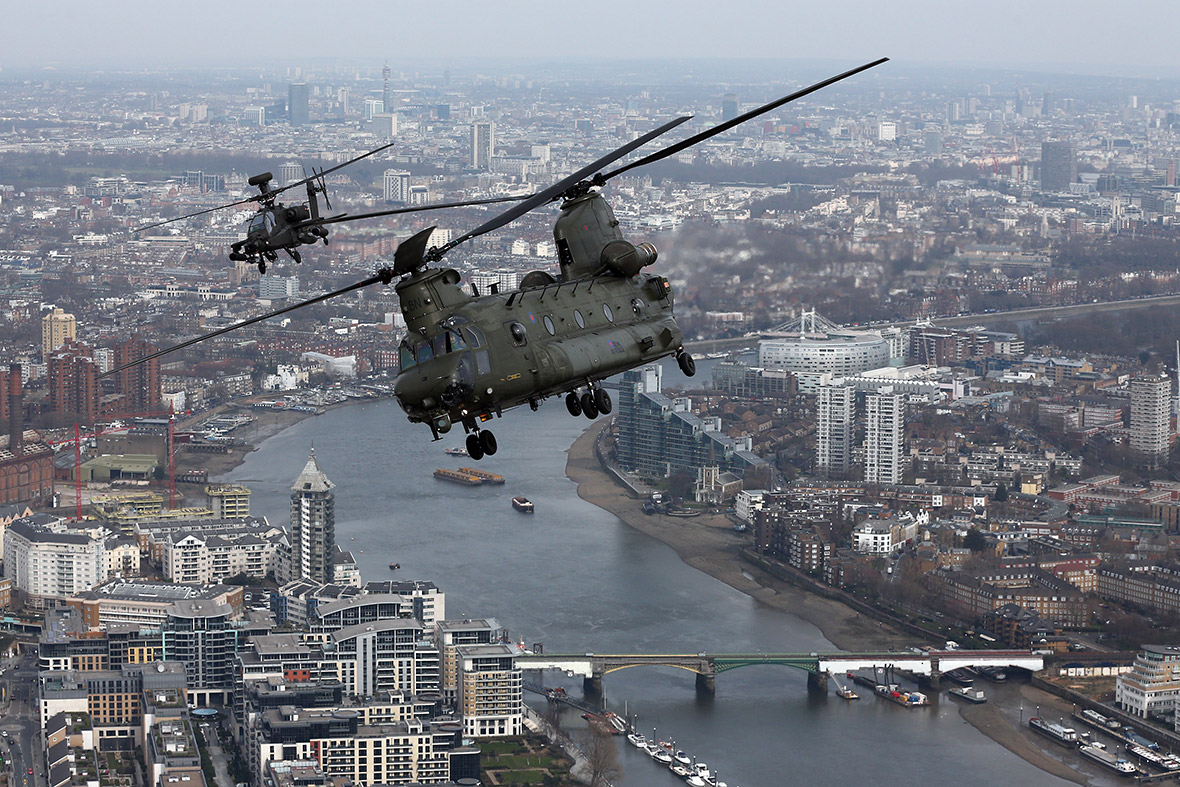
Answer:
109, 58, 887, 459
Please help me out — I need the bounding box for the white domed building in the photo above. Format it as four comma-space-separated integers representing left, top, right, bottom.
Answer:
759, 310, 891, 392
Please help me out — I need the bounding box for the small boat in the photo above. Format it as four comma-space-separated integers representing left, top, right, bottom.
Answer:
674, 750, 691, 765
670, 764, 692, 778
444, 446, 468, 456
388, 562, 400, 570
627, 733, 646, 748
512, 496, 534, 513
604, 712, 627, 733
686, 777, 707, 787
837, 686, 860, 701
651, 750, 673, 765
948, 686, 986, 703
1079, 744, 1137, 776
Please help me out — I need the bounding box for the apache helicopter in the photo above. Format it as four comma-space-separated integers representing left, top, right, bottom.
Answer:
109, 58, 887, 460
135, 142, 525, 273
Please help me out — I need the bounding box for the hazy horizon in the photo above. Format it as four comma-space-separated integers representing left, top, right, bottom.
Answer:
6, 0, 1180, 80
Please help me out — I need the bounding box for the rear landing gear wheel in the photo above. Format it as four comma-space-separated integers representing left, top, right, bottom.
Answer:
258, 261, 267, 274
677, 351, 696, 377
593, 388, 612, 414
580, 392, 599, 419
466, 433, 484, 461
565, 392, 582, 417
479, 430, 498, 456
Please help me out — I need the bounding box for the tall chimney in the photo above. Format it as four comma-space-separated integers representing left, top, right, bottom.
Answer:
9, 363, 22, 452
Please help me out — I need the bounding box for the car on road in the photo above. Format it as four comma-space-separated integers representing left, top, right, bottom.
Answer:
28, 768, 34, 774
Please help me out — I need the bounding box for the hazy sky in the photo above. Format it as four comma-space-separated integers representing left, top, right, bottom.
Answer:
5, 0, 1180, 77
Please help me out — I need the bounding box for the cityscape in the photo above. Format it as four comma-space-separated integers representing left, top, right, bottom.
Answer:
5, 13, 1180, 787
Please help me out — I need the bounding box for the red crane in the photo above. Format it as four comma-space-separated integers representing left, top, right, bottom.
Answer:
47, 412, 176, 519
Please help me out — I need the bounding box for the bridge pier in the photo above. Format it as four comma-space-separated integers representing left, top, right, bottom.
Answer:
807, 671, 829, 695
695, 672, 715, 695
583, 674, 603, 697
922, 671, 942, 691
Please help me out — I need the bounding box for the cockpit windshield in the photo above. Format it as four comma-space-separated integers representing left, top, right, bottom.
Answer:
247, 211, 276, 235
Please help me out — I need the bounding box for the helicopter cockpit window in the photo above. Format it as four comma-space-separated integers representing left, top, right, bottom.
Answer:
573, 309, 586, 329
543, 315, 556, 335
603, 303, 614, 322
509, 322, 528, 346
432, 334, 448, 357
631, 298, 645, 315
247, 211, 276, 235
398, 340, 417, 371
416, 341, 434, 364
447, 330, 467, 352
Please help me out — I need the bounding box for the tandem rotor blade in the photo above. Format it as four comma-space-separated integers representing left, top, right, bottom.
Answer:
426, 114, 693, 262
602, 57, 889, 182
100, 272, 392, 378
315, 193, 533, 228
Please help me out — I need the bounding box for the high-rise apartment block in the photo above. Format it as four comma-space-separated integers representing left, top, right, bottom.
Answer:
470, 121, 495, 169
1041, 140, 1077, 191
48, 340, 100, 424
42, 307, 76, 359
816, 382, 856, 478
1131, 375, 1172, 465
113, 338, 162, 414
865, 387, 906, 485
289, 450, 335, 584
288, 83, 310, 126
383, 169, 411, 203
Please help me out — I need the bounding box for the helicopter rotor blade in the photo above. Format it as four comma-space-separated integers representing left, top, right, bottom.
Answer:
266, 141, 397, 198
100, 272, 392, 378
315, 194, 533, 228
425, 114, 692, 264
317, 168, 333, 211
133, 193, 266, 233
602, 57, 889, 182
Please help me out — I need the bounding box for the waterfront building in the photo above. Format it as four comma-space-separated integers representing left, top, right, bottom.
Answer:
758, 316, 890, 393
436, 618, 501, 701
1116, 645, 1180, 719
288, 450, 336, 585
470, 121, 495, 169
456, 643, 523, 738
62, 580, 244, 632
205, 485, 251, 519
330, 617, 441, 697
1131, 375, 1171, 466
817, 381, 856, 478
42, 307, 76, 359
710, 361, 794, 399
865, 387, 906, 485
1041, 140, 1077, 191
161, 526, 284, 585
931, 567, 1086, 627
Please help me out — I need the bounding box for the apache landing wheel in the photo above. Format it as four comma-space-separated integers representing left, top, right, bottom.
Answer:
677, 352, 696, 377
479, 430, 498, 456
593, 388, 612, 414
565, 391, 582, 417
466, 433, 484, 461
580, 392, 599, 419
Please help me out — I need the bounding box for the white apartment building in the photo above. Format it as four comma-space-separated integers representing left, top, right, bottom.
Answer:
734, 489, 767, 523
1131, 375, 1171, 464
1116, 645, 1180, 718
852, 511, 927, 555
817, 381, 856, 477
865, 387, 906, 485
4, 519, 106, 608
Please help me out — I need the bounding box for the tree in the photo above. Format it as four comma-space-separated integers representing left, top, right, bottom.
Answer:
963, 528, 988, 553
579, 726, 621, 787
993, 482, 1008, 502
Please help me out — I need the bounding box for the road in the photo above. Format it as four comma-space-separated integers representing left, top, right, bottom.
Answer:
1, 651, 42, 787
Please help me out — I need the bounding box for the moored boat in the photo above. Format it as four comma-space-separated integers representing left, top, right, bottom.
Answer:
837, 686, 860, 700
512, 496, 534, 513
651, 749, 673, 765
686, 777, 707, 787
1028, 717, 1078, 747
444, 446, 468, 456
948, 686, 987, 703
1079, 744, 1137, 776
670, 763, 692, 778
674, 750, 691, 765
626, 733, 646, 748
388, 562, 400, 570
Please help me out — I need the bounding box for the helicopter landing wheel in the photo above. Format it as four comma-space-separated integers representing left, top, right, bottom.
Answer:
580, 392, 599, 419
466, 433, 484, 461
258, 261, 267, 274
593, 388, 612, 415
565, 391, 582, 417
677, 351, 696, 377
479, 430, 498, 456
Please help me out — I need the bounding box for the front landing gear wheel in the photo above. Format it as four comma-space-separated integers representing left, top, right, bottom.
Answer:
677, 351, 696, 377
466, 433, 485, 461
479, 430, 498, 456
565, 392, 582, 417
593, 388, 612, 414
580, 392, 599, 419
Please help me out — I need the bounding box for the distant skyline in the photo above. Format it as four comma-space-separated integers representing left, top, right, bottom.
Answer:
5, 0, 1180, 79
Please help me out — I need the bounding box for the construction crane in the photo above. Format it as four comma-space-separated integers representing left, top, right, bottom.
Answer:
47, 413, 176, 520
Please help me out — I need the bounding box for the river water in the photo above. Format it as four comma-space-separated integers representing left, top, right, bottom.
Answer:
223, 359, 1072, 787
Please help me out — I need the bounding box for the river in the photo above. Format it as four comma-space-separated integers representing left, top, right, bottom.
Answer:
222, 358, 1074, 787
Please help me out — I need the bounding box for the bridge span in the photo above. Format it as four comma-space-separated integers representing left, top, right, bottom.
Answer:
517, 650, 1043, 694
